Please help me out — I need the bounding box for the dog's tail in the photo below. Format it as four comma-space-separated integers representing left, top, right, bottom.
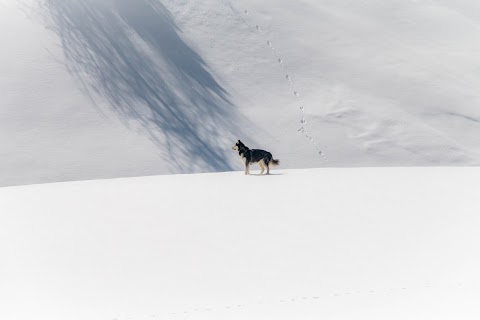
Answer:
271, 158, 280, 166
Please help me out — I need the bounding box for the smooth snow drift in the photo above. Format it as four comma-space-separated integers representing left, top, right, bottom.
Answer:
1, 168, 480, 319
2, 0, 480, 186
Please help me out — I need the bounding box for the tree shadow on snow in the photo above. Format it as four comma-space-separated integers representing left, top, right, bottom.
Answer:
42, 0, 246, 173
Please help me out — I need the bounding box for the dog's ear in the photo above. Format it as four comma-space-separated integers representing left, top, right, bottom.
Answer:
238, 139, 242, 144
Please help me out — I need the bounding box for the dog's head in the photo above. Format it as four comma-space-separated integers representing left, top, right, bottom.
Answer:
232, 139, 245, 151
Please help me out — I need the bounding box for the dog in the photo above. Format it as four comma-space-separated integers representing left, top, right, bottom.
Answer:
232, 140, 279, 175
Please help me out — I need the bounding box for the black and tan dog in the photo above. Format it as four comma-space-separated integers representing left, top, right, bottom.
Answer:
232, 140, 279, 175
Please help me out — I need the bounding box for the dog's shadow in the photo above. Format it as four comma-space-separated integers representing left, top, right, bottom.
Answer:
249, 173, 284, 176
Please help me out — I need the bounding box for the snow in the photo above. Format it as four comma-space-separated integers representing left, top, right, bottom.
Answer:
2, 0, 479, 318
2, 0, 480, 186
1, 167, 480, 319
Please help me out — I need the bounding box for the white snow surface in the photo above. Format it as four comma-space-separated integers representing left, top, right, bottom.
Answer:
2, 0, 480, 186
1, 167, 480, 320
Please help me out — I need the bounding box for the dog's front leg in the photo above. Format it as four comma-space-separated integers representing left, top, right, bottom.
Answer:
245, 163, 250, 175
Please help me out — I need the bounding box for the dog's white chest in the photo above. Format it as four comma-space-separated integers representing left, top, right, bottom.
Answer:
238, 154, 246, 164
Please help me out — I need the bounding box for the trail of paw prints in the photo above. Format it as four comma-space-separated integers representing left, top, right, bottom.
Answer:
260, 22, 325, 158
268, 282, 467, 308
114, 282, 469, 320
225, 1, 325, 159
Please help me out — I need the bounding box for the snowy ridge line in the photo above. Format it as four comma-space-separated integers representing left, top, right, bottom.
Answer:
118, 281, 466, 320
224, 1, 325, 159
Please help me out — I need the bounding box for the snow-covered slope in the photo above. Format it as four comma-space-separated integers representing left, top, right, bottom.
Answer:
1, 168, 480, 320
2, 0, 480, 186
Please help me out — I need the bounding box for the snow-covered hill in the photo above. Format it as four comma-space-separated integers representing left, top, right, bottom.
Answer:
2, 0, 480, 187
1, 167, 480, 319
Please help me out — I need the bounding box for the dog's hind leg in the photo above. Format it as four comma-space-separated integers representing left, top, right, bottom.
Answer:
265, 159, 270, 175
259, 160, 265, 174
